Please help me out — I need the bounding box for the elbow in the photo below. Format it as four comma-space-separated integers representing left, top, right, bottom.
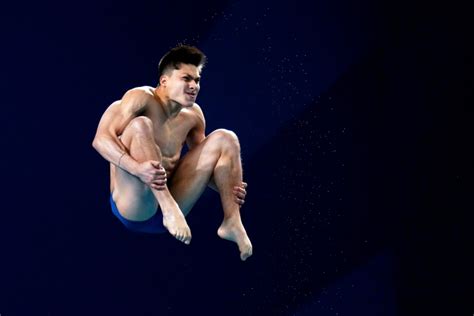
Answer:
92, 136, 101, 151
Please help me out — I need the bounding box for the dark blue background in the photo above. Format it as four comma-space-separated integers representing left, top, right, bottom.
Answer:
1, 0, 471, 315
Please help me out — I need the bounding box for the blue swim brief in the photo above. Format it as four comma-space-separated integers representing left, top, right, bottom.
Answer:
110, 195, 166, 234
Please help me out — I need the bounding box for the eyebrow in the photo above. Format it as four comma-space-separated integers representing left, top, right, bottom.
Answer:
183, 73, 200, 81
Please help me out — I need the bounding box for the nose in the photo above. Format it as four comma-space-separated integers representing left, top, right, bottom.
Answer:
189, 80, 198, 91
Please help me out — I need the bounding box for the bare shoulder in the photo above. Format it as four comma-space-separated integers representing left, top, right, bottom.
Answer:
180, 103, 205, 130
119, 86, 155, 113
188, 103, 205, 121
123, 86, 155, 101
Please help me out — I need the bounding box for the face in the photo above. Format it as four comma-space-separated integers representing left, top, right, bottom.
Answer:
161, 63, 201, 107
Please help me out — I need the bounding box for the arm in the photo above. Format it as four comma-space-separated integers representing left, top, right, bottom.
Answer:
92, 89, 150, 176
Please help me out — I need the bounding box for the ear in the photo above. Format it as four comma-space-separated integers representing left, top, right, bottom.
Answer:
159, 75, 168, 87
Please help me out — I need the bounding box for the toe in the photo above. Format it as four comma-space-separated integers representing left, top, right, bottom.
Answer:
240, 247, 252, 261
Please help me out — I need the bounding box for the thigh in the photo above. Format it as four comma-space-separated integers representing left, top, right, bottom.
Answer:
110, 121, 162, 222
168, 132, 222, 216
111, 164, 159, 222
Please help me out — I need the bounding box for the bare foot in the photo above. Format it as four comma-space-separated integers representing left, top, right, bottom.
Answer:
217, 215, 253, 261
162, 208, 192, 245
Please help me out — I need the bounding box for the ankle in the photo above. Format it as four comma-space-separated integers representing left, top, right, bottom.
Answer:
222, 213, 241, 222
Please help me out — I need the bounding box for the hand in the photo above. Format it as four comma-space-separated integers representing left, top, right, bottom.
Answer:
136, 160, 167, 190
233, 181, 248, 207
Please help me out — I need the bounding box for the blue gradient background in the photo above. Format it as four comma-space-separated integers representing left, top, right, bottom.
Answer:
0, 0, 471, 315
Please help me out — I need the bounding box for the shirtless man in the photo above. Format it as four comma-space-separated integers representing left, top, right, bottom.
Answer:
92, 45, 253, 261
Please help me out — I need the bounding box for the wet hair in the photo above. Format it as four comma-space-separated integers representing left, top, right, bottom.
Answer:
157, 45, 207, 84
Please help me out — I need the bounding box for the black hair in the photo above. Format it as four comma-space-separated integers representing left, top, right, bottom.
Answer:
157, 45, 207, 83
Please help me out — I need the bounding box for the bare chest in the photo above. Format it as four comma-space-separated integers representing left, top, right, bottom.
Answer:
153, 120, 190, 158
142, 93, 197, 173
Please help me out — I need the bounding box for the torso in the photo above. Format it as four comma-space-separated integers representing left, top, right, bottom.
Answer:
110, 86, 199, 189
143, 86, 198, 177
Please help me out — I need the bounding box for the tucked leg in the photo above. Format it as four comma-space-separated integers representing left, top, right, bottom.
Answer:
169, 129, 253, 260
111, 116, 191, 244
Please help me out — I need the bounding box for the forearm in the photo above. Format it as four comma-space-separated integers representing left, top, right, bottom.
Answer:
92, 135, 138, 175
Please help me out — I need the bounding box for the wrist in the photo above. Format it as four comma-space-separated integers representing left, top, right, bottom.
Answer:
118, 152, 126, 168
118, 153, 139, 175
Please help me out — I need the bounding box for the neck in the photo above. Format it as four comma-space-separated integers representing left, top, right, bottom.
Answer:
154, 86, 183, 119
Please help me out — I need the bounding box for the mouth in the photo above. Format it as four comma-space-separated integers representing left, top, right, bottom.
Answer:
185, 91, 197, 98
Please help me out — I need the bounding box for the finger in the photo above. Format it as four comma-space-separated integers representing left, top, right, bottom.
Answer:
154, 178, 167, 184
156, 167, 166, 174
242, 182, 248, 189
150, 161, 162, 168
236, 192, 246, 199
237, 187, 247, 193
152, 185, 166, 190
151, 182, 166, 190
153, 179, 167, 185
152, 182, 167, 189
235, 198, 245, 205
233, 187, 246, 196
153, 170, 165, 176
154, 172, 166, 178
151, 174, 168, 182
233, 189, 245, 197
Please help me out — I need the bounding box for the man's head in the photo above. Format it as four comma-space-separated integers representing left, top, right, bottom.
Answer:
157, 45, 207, 107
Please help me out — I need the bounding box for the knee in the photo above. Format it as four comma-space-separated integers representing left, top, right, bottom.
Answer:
210, 128, 240, 151
125, 116, 154, 136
